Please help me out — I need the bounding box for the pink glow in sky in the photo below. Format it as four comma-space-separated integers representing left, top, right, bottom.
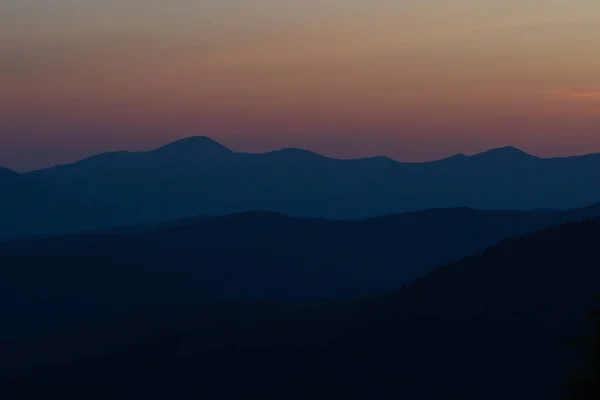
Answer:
1, 0, 600, 170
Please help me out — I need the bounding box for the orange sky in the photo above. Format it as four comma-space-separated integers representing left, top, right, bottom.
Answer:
1, 0, 600, 170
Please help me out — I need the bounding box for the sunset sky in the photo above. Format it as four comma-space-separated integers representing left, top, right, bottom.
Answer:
1, 0, 600, 171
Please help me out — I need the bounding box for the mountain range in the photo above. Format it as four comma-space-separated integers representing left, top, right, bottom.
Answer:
2, 203, 600, 347
2, 136, 600, 238
3, 217, 600, 399
3, 136, 600, 399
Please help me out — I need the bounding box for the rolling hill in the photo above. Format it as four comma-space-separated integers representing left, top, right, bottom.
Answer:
2, 136, 600, 237
0, 168, 18, 178
3, 218, 600, 399
1, 203, 600, 342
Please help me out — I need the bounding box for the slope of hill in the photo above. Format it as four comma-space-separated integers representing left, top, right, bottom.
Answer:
0, 167, 18, 178
1, 204, 599, 341
93, 214, 214, 235
3, 218, 600, 399
2, 136, 600, 237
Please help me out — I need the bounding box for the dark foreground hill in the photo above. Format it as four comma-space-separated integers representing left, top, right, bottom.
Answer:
2, 136, 600, 237
2, 204, 600, 343
3, 218, 600, 400
0, 168, 18, 178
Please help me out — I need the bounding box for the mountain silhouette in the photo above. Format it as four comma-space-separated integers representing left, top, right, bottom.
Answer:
2, 136, 600, 238
470, 145, 537, 160
153, 136, 234, 157
0, 167, 18, 178
1, 203, 600, 346
3, 217, 600, 399
94, 214, 214, 234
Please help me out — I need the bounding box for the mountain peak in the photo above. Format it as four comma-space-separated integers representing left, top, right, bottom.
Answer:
154, 136, 233, 156
472, 146, 536, 160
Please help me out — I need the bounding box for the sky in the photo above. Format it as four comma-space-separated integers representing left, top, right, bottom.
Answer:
1, 0, 600, 171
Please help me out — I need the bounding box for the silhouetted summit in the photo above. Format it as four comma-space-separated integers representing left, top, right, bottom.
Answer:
471, 146, 537, 160
3, 136, 600, 238
153, 136, 233, 156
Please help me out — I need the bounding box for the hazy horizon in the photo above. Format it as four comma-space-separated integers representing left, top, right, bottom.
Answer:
3, 135, 599, 173
2, 0, 600, 170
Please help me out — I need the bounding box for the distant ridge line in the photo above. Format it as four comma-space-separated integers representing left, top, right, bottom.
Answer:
17, 136, 600, 173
